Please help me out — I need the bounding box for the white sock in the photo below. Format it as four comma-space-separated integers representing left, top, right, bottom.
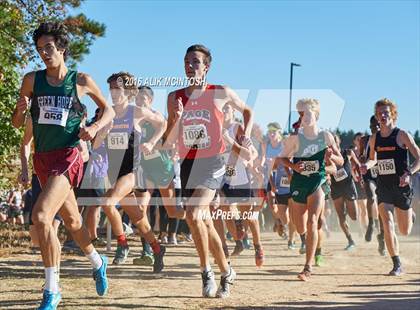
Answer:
45, 267, 59, 293
57, 263, 60, 283
221, 266, 231, 278
200, 265, 212, 273
86, 249, 103, 270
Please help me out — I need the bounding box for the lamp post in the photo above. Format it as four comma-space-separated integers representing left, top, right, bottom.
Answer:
288, 62, 301, 133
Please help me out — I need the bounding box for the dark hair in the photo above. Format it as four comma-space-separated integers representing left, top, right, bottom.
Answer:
107, 72, 137, 90
33, 22, 70, 60
185, 44, 212, 65
138, 85, 154, 100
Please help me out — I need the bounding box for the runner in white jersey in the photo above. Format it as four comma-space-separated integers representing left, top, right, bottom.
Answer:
218, 103, 263, 267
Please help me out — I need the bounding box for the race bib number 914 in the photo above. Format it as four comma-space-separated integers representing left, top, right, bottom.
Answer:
108, 132, 129, 150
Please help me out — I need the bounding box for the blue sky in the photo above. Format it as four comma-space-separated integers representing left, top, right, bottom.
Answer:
67, 0, 419, 133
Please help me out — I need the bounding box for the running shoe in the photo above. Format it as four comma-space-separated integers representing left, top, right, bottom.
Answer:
389, 265, 403, 276
93, 255, 108, 296
112, 244, 129, 265
344, 241, 356, 251
167, 236, 178, 245
365, 224, 373, 242
299, 243, 306, 255
153, 245, 166, 273
133, 252, 154, 266
122, 222, 134, 236
38, 290, 61, 310
216, 267, 236, 298
242, 236, 251, 249
231, 241, 244, 256
377, 234, 386, 256
201, 269, 217, 298
298, 265, 312, 281
92, 237, 107, 247
315, 254, 324, 267
255, 247, 264, 268
288, 241, 297, 250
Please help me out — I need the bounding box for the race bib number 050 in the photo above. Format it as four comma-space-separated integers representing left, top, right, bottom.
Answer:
38, 106, 69, 127
108, 132, 129, 150
377, 159, 396, 175
301, 161, 320, 176
183, 124, 210, 149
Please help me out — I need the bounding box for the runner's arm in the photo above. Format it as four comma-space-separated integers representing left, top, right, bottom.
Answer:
399, 130, 420, 176
140, 107, 166, 148
77, 73, 115, 140
12, 72, 35, 128
163, 92, 182, 147
278, 135, 300, 172
224, 86, 253, 138
325, 131, 344, 166
19, 118, 33, 185
361, 135, 377, 174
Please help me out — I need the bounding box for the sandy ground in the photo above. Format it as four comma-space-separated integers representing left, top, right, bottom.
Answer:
0, 230, 419, 310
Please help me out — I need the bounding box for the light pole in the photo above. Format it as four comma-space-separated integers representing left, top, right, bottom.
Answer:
288, 62, 301, 133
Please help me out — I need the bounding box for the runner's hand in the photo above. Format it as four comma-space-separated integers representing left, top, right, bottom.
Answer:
79, 124, 99, 141
18, 170, 30, 186
360, 164, 368, 175
140, 142, 154, 154
239, 136, 252, 149
15, 96, 29, 114
293, 161, 305, 173
399, 172, 410, 187
173, 97, 183, 120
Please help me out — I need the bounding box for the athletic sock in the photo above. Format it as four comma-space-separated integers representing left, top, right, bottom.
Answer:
300, 233, 306, 245
141, 237, 152, 254
315, 248, 322, 256
44, 267, 59, 293
86, 249, 103, 270
117, 234, 128, 247
221, 265, 232, 278
391, 255, 401, 268
374, 219, 380, 230
200, 265, 212, 273
235, 240, 243, 247
150, 240, 161, 254
368, 217, 373, 227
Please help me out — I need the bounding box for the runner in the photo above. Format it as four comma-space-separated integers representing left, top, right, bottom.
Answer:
361, 98, 419, 276
133, 85, 184, 265
219, 103, 263, 267
360, 116, 385, 255
270, 138, 297, 250
164, 44, 253, 298
11, 22, 113, 309
93, 73, 166, 272
279, 98, 343, 281
330, 134, 360, 250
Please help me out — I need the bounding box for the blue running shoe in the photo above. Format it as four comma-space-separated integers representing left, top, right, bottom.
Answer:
93, 255, 108, 296
38, 290, 61, 310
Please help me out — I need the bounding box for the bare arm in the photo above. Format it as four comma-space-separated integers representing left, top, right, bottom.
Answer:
400, 130, 420, 175
18, 118, 33, 185
278, 135, 300, 172
137, 107, 166, 150
12, 72, 35, 128
225, 86, 253, 138
77, 73, 115, 141
325, 131, 344, 167
163, 92, 182, 147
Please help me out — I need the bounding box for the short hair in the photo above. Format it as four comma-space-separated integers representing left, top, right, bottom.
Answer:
374, 98, 398, 121
33, 22, 70, 60
138, 85, 154, 100
185, 44, 212, 65
296, 98, 320, 120
107, 72, 138, 101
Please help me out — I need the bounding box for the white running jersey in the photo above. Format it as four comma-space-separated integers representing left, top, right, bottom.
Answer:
224, 123, 249, 186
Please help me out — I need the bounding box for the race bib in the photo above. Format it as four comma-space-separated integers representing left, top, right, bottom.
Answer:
280, 176, 290, 188
183, 124, 210, 149
377, 159, 396, 175
333, 168, 348, 182
108, 132, 129, 150
301, 160, 320, 176
370, 165, 378, 178
38, 106, 69, 127
225, 165, 236, 177
143, 149, 160, 160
